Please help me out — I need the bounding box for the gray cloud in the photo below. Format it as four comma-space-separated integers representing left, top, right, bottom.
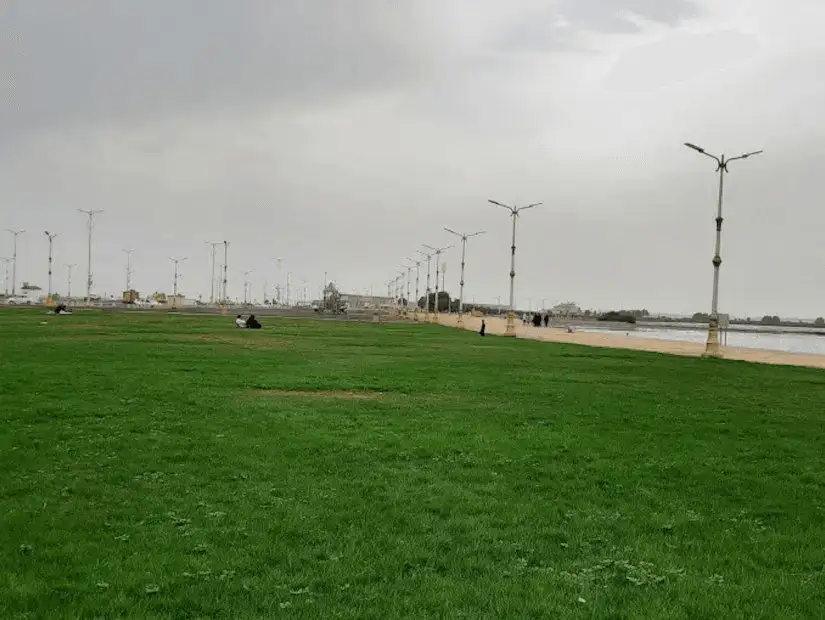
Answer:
559, 0, 699, 31
2, 1, 439, 142
2, 0, 825, 318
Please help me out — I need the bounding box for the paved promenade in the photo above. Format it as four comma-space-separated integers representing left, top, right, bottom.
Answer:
422, 312, 825, 370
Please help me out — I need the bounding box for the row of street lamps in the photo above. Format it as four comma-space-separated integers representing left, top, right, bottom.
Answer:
388, 141, 761, 352
391, 199, 540, 336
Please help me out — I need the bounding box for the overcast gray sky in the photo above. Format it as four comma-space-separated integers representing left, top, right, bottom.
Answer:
2, 0, 825, 316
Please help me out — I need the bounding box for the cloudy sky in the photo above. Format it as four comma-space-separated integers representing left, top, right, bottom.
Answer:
2, 0, 825, 317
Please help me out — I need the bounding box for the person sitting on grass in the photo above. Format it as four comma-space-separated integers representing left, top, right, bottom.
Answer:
246, 314, 262, 329
235, 314, 247, 328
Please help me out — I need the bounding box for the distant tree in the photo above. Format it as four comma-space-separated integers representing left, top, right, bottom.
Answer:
760, 315, 781, 326
814, 317, 825, 327
323, 282, 343, 312
598, 310, 636, 324
419, 291, 452, 312
583, 309, 592, 317
691, 312, 710, 322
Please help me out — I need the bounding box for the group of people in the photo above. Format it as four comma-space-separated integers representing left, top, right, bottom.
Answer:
235, 314, 262, 329
523, 312, 550, 328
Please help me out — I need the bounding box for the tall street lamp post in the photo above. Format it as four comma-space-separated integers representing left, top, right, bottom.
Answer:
6, 228, 25, 296
44, 231, 57, 304
444, 227, 485, 328
65, 263, 77, 301
122, 248, 135, 292
684, 142, 763, 357
406, 257, 421, 321
169, 257, 188, 307
78, 209, 103, 305
0, 257, 11, 296
416, 249, 433, 321
423, 244, 453, 324
488, 199, 542, 336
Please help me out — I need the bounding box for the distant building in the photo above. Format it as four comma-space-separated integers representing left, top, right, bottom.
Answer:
339, 293, 396, 310
550, 302, 582, 317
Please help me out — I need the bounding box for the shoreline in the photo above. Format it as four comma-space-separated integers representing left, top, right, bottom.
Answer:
427, 313, 825, 370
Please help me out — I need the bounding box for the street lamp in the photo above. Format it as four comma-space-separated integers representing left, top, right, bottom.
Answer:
243, 270, 254, 305
6, 229, 25, 296
0, 257, 11, 296
684, 142, 763, 356
122, 248, 135, 292
169, 256, 187, 306
78, 209, 103, 305
444, 227, 485, 328
205, 242, 222, 305
44, 231, 58, 304
416, 249, 434, 320
273, 258, 284, 305
222, 241, 230, 307
402, 261, 415, 317
489, 199, 542, 336
396, 272, 405, 313
423, 243, 454, 323
406, 257, 422, 321
64, 263, 77, 301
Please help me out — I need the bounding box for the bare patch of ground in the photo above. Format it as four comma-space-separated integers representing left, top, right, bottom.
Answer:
253, 389, 384, 400
174, 334, 289, 349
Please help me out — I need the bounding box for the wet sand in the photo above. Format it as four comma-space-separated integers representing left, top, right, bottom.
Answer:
422, 312, 825, 370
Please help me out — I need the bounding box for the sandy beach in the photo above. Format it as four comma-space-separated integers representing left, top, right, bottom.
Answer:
424, 312, 825, 370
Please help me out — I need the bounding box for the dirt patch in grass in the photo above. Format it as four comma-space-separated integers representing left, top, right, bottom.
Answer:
254, 389, 384, 400
174, 334, 289, 349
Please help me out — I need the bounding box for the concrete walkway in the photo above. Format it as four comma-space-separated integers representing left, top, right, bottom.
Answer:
417, 312, 825, 370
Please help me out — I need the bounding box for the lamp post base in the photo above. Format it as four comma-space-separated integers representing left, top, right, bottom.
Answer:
703, 323, 722, 357
432, 312, 439, 324
504, 311, 517, 337
456, 314, 464, 328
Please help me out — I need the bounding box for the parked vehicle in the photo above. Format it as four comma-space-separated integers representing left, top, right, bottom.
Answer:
6, 296, 33, 305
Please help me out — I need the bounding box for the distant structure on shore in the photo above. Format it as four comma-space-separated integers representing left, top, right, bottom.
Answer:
550, 301, 582, 317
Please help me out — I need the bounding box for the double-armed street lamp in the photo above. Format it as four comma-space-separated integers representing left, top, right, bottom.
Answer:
222, 241, 230, 306
444, 227, 485, 328
169, 256, 188, 306
205, 241, 223, 304
0, 257, 11, 296
684, 142, 763, 357
488, 199, 542, 336
123, 248, 135, 291
416, 249, 433, 320
65, 263, 77, 301
44, 231, 58, 303
6, 228, 25, 296
78, 209, 103, 304
406, 256, 422, 321
243, 269, 254, 305
423, 243, 453, 323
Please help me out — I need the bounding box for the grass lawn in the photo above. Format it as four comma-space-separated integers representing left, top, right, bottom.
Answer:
1, 309, 825, 619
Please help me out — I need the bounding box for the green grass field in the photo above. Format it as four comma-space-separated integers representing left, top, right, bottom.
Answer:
1, 309, 825, 619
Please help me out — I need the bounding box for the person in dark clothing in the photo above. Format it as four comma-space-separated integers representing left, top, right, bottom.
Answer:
532, 313, 542, 327
479, 319, 486, 336
543, 314, 549, 327
246, 315, 262, 329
